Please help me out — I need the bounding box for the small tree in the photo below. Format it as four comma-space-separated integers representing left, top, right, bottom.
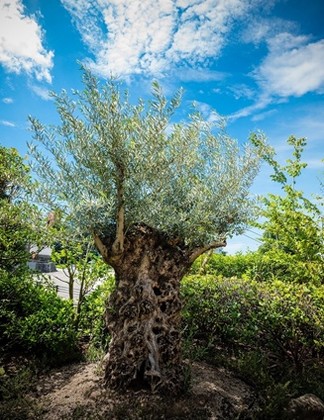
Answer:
29, 69, 264, 393
51, 227, 110, 321
251, 135, 324, 284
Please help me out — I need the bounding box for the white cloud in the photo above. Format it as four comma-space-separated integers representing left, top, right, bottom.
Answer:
229, 93, 272, 121
232, 33, 324, 121
228, 84, 255, 100
251, 109, 277, 122
192, 100, 213, 117
177, 68, 227, 82
0, 0, 53, 82
190, 100, 224, 126
255, 34, 324, 97
242, 17, 296, 45
296, 118, 324, 142
60, 0, 251, 79
0, 120, 15, 127
2, 97, 13, 104
29, 84, 52, 100
280, 107, 324, 143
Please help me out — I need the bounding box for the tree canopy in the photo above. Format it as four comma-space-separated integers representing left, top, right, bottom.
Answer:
29, 69, 265, 253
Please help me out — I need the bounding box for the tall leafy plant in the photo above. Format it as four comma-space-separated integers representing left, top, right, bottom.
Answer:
251, 135, 323, 284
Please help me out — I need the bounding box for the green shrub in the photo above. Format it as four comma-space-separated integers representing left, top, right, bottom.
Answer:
0, 269, 80, 365
77, 276, 115, 359
189, 250, 323, 285
246, 248, 324, 285
181, 275, 324, 383
181, 274, 324, 417
257, 280, 323, 357
182, 275, 256, 347
190, 253, 258, 278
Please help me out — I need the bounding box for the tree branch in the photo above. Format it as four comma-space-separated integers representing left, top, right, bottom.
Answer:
112, 181, 125, 255
188, 239, 226, 264
94, 234, 110, 263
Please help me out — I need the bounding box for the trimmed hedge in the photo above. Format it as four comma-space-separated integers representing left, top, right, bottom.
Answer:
190, 253, 257, 278
190, 251, 323, 285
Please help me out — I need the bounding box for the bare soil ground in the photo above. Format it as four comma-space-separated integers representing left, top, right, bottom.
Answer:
22, 360, 259, 419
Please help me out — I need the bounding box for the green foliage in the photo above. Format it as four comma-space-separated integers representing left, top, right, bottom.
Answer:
190, 247, 323, 286
0, 147, 39, 272
0, 269, 80, 365
0, 201, 32, 271
181, 275, 324, 406
251, 135, 323, 284
77, 276, 115, 360
254, 280, 324, 372
247, 248, 324, 285
0, 147, 79, 367
0, 146, 30, 201
182, 275, 256, 348
29, 68, 265, 248
191, 137, 323, 285
51, 228, 111, 307
49, 221, 114, 340
190, 252, 258, 277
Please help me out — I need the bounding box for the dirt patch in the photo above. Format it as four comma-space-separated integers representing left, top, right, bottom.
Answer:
25, 361, 259, 419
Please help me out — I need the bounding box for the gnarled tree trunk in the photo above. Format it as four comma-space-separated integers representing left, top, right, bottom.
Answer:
96, 224, 191, 394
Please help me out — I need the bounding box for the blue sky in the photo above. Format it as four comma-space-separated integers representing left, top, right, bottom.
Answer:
0, 0, 323, 253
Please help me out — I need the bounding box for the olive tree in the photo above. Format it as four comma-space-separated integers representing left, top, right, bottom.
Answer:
29, 69, 265, 393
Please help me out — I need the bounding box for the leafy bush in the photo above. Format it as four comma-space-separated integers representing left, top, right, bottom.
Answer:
77, 276, 115, 359
182, 275, 259, 349
0, 269, 80, 365
0, 146, 43, 274
190, 252, 258, 278
181, 275, 324, 397
181, 274, 324, 418
190, 250, 323, 285
246, 248, 324, 285
254, 279, 323, 371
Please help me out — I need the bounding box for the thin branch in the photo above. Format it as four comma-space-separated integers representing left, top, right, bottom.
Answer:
112, 167, 125, 255
78, 240, 91, 306
94, 234, 110, 262
112, 201, 125, 255
52, 275, 70, 285
188, 239, 226, 264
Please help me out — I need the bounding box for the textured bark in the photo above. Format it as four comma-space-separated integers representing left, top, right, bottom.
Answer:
96, 224, 191, 394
